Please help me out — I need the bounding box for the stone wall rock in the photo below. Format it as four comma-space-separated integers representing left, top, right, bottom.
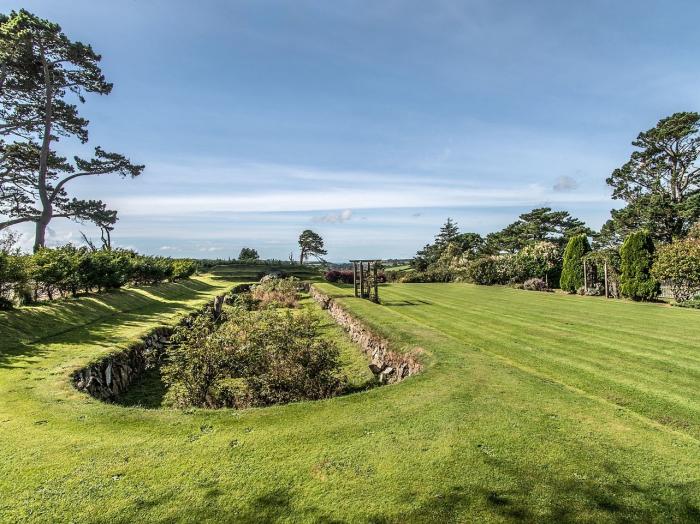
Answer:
309, 285, 422, 384
72, 326, 173, 400
73, 292, 229, 401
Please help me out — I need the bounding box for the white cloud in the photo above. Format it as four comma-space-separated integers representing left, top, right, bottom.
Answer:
313, 209, 353, 223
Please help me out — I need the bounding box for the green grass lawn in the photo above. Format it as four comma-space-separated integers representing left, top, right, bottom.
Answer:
208, 263, 322, 282
1, 281, 699, 522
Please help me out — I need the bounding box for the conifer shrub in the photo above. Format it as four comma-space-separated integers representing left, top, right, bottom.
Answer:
620, 230, 659, 301
560, 234, 590, 293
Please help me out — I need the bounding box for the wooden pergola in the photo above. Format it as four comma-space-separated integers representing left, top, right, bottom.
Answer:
350, 259, 380, 303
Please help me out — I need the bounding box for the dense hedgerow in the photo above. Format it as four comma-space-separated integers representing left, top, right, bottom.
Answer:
0, 245, 197, 309
163, 303, 345, 408
560, 234, 590, 293
620, 231, 659, 301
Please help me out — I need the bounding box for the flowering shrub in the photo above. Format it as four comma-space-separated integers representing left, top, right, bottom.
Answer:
464, 255, 515, 285
324, 269, 354, 284
522, 278, 550, 292
652, 238, 700, 302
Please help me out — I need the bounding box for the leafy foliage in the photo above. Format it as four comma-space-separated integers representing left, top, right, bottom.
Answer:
485, 207, 590, 253
605, 112, 700, 243
0, 244, 196, 307
251, 277, 299, 308
0, 10, 143, 249
619, 231, 659, 301
560, 234, 591, 293
652, 237, 700, 302
163, 306, 345, 408
298, 229, 327, 264
238, 247, 259, 261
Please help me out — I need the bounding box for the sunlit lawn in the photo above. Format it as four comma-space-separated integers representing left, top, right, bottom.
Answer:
1, 279, 699, 522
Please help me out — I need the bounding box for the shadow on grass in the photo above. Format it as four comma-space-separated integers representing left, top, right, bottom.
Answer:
381, 299, 433, 307
0, 279, 218, 369
373, 471, 700, 523
114, 367, 167, 408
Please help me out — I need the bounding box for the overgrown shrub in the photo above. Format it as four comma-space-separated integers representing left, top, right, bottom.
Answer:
620, 231, 659, 301
251, 277, 299, 307
464, 255, 514, 285
652, 238, 700, 302
522, 278, 550, 292
163, 307, 345, 408
560, 234, 590, 293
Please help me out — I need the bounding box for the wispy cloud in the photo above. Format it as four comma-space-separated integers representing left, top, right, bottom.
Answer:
553, 175, 578, 192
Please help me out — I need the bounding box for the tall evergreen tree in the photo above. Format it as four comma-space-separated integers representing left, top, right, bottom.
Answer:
605, 112, 700, 243
298, 230, 327, 264
435, 218, 459, 246
619, 230, 659, 301
0, 10, 143, 250
559, 234, 590, 293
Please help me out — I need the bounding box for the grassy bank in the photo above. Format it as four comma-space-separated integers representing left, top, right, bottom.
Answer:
1, 281, 699, 522
208, 263, 322, 282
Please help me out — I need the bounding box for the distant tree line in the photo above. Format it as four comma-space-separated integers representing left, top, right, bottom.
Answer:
398, 112, 700, 305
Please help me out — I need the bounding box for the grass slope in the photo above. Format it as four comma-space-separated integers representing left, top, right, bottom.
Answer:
1, 282, 699, 522
209, 263, 322, 282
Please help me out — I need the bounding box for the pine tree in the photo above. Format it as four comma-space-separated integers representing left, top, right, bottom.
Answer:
435, 218, 459, 246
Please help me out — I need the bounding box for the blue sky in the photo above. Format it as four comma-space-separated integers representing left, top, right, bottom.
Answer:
8, 1, 700, 260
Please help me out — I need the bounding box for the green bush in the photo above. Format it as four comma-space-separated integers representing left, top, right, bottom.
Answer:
620, 231, 659, 301
251, 276, 299, 307
652, 238, 700, 302
0, 252, 28, 309
464, 255, 514, 285
171, 259, 197, 280
163, 307, 345, 408
560, 234, 590, 293
399, 268, 455, 283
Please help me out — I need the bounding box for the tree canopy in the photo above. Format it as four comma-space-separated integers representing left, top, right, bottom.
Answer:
604, 112, 700, 244
298, 230, 326, 264
486, 207, 590, 253
238, 247, 259, 261
0, 9, 143, 250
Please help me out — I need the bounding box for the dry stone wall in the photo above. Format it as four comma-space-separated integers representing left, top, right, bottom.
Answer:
309, 285, 422, 384
73, 327, 172, 400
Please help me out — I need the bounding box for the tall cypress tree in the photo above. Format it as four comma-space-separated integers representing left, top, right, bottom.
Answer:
620, 230, 659, 301
559, 234, 590, 293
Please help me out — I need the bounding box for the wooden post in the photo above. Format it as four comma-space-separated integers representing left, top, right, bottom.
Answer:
359, 261, 365, 298
373, 261, 379, 302
604, 260, 609, 299
583, 259, 588, 292
353, 262, 358, 297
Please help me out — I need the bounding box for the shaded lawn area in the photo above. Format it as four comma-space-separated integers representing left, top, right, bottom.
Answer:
0, 281, 699, 522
